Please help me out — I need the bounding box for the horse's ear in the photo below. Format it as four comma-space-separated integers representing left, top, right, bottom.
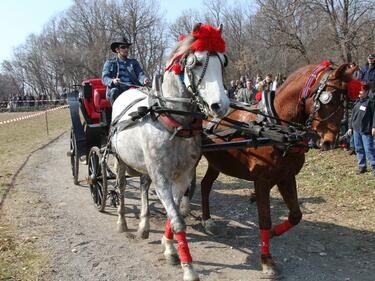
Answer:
331, 64, 350, 80
344, 63, 359, 80
217, 23, 223, 34
192, 23, 202, 33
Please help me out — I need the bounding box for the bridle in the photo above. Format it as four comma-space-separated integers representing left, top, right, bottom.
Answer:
182, 51, 228, 116
303, 70, 347, 130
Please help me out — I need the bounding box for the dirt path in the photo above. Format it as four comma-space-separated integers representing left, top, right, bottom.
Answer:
2, 133, 374, 280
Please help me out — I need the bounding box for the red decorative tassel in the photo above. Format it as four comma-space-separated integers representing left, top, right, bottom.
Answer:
260, 229, 270, 256
175, 232, 193, 263
172, 63, 183, 75
273, 220, 294, 236
164, 219, 174, 240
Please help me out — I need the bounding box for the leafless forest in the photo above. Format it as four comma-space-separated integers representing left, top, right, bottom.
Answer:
0, 0, 374, 100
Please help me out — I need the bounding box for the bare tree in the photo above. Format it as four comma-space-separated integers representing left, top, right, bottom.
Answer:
305, 0, 375, 62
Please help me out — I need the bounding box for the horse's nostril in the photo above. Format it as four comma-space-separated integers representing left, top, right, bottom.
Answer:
210, 103, 221, 112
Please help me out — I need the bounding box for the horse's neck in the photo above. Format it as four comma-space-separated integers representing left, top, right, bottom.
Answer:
273, 83, 307, 124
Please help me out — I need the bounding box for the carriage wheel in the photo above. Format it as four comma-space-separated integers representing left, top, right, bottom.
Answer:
88, 147, 108, 212
69, 128, 79, 185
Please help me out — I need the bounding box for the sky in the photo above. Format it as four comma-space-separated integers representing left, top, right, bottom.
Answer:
0, 0, 205, 62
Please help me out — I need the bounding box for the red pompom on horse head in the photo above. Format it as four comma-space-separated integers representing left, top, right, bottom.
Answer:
347, 79, 362, 101
190, 23, 226, 53
166, 24, 226, 74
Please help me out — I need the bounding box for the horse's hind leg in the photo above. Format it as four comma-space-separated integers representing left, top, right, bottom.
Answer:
272, 176, 302, 237
201, 165, 220, 234
117, 159, 128, 233
137, 174, 151, 239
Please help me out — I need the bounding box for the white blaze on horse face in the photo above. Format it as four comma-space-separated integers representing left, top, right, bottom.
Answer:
185, 51, 230, 117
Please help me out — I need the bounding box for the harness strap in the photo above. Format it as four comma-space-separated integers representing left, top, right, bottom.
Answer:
111, 96, 147, 127
301, 60, 332, 100
159, 113, 202, 138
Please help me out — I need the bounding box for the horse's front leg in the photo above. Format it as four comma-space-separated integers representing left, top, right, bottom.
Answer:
137, 175, 152, 239
254, 180, 279, 279
154, 176, 199, 281
272, 176, 302, 237
116, 159, 128, 233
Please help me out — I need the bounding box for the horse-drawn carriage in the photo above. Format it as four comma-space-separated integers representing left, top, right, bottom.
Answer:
66, 23, 361, 281
67, 78, 116, 211
67, 74, 313, 210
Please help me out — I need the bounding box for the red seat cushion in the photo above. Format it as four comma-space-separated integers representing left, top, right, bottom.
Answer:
93, 88, 111, 112
83, 99, 100, 122
81, 79, 112, 124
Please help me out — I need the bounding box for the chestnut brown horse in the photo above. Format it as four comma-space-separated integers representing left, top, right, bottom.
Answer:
199, 63, 359, 279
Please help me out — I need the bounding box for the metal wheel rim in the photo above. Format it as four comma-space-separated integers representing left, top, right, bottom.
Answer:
70, 129, 79, 184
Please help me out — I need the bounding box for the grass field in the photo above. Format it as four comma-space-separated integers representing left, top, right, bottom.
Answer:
0, 108, 70, 198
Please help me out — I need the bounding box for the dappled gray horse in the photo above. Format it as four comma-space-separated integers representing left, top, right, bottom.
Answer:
111, 23, 229, 281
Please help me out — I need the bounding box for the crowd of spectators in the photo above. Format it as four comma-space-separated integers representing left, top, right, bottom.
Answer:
227, 73, 286, 104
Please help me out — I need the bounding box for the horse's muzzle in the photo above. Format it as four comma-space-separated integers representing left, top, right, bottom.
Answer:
320, 140, 334, 151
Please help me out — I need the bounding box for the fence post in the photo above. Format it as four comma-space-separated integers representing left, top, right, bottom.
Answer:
45, 110, 49, 135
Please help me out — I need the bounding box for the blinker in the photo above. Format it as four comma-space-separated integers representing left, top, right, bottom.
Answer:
185, 54, 198, 69
319, 91, 332, 104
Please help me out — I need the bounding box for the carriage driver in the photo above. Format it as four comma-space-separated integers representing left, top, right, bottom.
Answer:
102, 36, 150, 104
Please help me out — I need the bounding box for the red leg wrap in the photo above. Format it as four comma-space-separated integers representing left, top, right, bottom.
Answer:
260, 229, 270, 256
175, 232, 193, 263
273, 220, 294, 236
164, 219, 174, 240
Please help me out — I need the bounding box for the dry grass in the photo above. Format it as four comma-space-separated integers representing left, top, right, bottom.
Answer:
0, 108, 70, 281
0, 108, 70, 198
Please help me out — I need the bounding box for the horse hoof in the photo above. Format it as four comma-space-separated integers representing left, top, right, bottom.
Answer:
181, 262, 199, 281
117, 222, 128, 233
137, 230, 150, 239
165, 254, 180, 265
261, 262, 281, 279
202, 219, 218, 235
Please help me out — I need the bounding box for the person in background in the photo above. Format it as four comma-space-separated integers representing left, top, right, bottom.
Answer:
262, 73, 275, 92
227, 80, 236, 99
358, 53, 375, 99
236, 79, 257, 104
235, 79, 243, 90
102, 36, 150, 104
348, 82, 375, 176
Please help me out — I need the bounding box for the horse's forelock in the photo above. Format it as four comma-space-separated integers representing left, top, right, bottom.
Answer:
167, 36, 196, 65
